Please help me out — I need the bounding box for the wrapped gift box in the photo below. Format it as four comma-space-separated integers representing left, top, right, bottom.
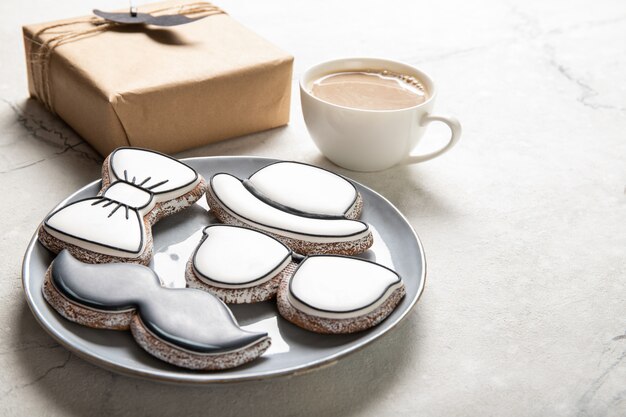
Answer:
22, 1, 293, 156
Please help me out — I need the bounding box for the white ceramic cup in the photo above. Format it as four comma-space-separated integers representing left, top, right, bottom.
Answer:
300, 57, 462, 172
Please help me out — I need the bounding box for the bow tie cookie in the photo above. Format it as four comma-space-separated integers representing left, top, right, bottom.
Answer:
39, 147, 206, 265
277, 256, 406, 334
206, 161, 373, 255
187, 225, 299, 304
43, 251, 270, 370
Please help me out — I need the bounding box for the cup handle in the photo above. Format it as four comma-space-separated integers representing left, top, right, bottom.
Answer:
406, 114, 462, 164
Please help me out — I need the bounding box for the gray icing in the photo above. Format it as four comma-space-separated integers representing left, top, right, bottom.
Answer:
51, 251, 267, 354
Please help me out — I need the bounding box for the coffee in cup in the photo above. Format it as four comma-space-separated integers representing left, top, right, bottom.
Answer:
300, 57, 462, 172
309, 70, 429, 111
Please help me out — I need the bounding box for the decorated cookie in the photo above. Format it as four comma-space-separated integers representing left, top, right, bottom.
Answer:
38, 147, 207, 265
276, 255, 406, 334
43, 250, 271, 370
206, 162, 373, 255
187, 225, 299, 304
244, 161, 363, 219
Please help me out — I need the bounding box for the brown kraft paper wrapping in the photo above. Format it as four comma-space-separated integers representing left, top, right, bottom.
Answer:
22, 1, 293, 156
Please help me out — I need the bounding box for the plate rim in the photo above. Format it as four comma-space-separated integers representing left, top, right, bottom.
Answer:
21, 155, 427, 384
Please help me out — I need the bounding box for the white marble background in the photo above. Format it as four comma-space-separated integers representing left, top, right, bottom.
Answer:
1, 0, 625, 416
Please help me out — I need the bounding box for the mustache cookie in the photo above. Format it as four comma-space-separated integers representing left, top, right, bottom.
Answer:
188, 225, 405, 334
38, 147, 206, 265
43, 250, 271, 370
206, 161, 373, 255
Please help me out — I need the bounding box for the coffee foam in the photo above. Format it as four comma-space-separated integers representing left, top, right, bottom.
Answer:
309, 70, 428, 110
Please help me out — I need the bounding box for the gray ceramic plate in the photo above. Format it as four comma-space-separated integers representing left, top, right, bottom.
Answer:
22, 156, 426, 384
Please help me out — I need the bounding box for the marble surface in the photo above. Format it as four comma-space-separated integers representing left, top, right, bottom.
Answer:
1, 0, 625, 415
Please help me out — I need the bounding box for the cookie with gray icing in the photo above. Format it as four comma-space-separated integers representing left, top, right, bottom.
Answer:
43, 250, 271, 370
206, 161, 373, 255
38, 147, 207, 265
186, 225, 299, 304
276, 255, 406, 334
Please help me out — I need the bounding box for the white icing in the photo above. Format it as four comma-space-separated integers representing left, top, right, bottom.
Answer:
43, 182, 159, 258
287, 256, 402, 319
248, 162, 357, 216
44, 198, 146, 257
194, 226, 292, 289
210, 174, 370, 243
42, 148, 203, 259
109, 148, 200, 202
102, 182, 154, 209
